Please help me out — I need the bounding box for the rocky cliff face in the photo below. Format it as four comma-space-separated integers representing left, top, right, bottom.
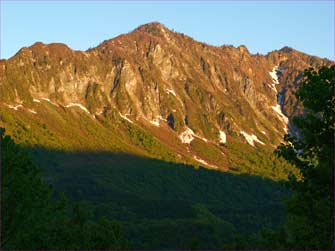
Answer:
0, 22, 332, 176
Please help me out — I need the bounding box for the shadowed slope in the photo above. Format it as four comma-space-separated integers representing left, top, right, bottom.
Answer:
26, 146, 290, 249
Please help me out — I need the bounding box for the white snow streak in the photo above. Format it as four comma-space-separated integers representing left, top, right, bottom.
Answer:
65, 103, 90, 114
28, 109, 37, 114
269, 66, 280, 85
197, 136, 208, 142
240, 131, 265, 147
119, 113, 133, 124
165, 88, 176, 96
33, 99, 41, 103
8, 104, 23, 110
268, 66, 289, 132
193, 155, 219, 169
41, 98, 58, 106
271, 105, 289, 132
268, 66, 280, 92
6, 104, 37, 114
193, 155, 209, 166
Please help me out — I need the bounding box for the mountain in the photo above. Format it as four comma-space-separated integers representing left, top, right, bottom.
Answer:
0, 22, 332, 179
1, 22, 334, 249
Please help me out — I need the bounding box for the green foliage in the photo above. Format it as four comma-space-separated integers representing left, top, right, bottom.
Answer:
2, 128, 54, 249
1, 129, 129, 249
227, 137, 299, 180
275, 66, 334, 249
127, 123, 177, 161
28, 147, 291, 249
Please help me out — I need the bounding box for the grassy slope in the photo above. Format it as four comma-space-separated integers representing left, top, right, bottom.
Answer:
1, 102, 297, 179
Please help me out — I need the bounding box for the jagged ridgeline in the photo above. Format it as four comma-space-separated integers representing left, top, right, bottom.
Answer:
0, 22, 333, 249
1, 22, 331, 177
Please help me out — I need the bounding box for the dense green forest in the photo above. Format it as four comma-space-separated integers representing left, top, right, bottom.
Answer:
1, 65, 333, 249
1, 129, 129, 249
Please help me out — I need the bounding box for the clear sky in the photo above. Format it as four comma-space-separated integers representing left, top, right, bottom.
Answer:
1, 0, 334, 60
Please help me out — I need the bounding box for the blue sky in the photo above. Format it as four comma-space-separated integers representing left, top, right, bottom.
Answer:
1, 1, 334, 60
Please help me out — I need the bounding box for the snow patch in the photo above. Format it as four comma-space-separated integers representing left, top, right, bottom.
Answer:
65, 103, 90, 114
28, 109, 37, 114
33, 99, 41, 103
150, 118, 160, 127
165, 88, 176, 96
240, 131, 265, 147
119, 113, 133, 124
41, 98, 58, 106
149, 115, 167, 126
6, 104, 36, 114
219, 130, 226, 144
268, 67, 289, 132
271, 105, 289, 131
269, 66, 279, 85
179, 127, 195, 144
8, 104, 23, 110
179, 128, 209, 143
261, 131, 267, 135
199, 136, 208, 142
193, 155, 209, 166
268, 66, 280, 93
193, 155, 219, 169
193, 134, 208, 142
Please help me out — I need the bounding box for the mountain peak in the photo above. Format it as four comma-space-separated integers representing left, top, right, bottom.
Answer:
139, 21, 166, 29
134, 22, 169, 35
279, 46, 294, 53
